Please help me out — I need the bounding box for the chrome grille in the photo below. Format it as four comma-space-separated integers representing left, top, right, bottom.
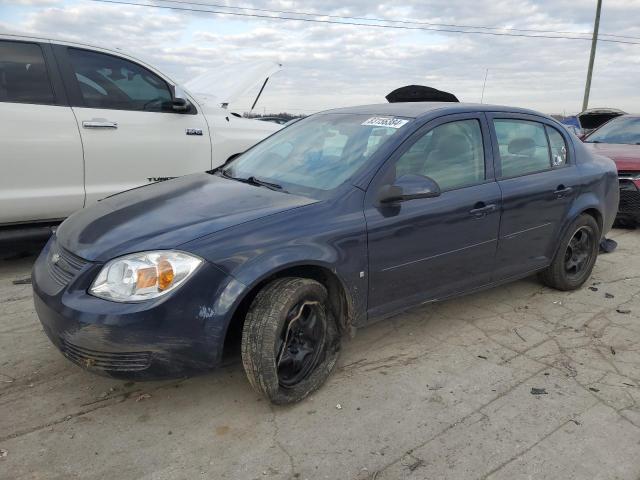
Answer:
61, 339, 152, 372
48, 240, 88, 287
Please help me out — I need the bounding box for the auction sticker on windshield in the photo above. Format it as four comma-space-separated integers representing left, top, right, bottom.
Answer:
361, 117, 409, 129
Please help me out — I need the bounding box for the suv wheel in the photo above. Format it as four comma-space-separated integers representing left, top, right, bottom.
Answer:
241, 278, 340, 404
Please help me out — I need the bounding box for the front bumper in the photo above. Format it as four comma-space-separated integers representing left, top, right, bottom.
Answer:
32, 238, 233, 379
617, 177, 640, 224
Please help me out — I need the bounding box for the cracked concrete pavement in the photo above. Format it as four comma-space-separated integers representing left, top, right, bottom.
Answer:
1, 228, 639, 479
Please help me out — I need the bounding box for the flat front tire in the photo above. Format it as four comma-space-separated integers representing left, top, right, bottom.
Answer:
539, 214, 600, 291
241, 278, 340, 404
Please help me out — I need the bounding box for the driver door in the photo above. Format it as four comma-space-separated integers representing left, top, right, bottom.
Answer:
54, 45, 211, 204
364, 114, 502, 319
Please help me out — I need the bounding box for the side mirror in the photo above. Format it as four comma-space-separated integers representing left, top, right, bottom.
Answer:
377, 174, 441, 204
172, 97, 192, 113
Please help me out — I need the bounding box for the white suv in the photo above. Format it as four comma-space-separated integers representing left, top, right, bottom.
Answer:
0, 33, 281, 241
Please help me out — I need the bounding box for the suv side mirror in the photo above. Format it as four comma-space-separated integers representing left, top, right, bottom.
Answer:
172, 97, 192, 113
377, 174, 441, 204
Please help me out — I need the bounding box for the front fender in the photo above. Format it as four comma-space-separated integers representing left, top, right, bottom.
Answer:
212, 248, 366, 327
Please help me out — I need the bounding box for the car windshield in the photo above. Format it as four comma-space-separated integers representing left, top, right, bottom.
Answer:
221, 113, 411, 195
586, 116, 640, 145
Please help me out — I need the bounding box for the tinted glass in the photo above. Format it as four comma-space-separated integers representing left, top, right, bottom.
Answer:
223, 113, 408, 194
0, 41, 54, 105
395, 119, 485, 190
68, 48, 172, 111
546, 126, 567, 167
585, 116, 640, 145
494, 119, 551, 177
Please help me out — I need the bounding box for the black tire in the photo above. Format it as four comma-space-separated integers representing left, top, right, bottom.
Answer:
539, 214, 600, 291
241, 278, 340, 404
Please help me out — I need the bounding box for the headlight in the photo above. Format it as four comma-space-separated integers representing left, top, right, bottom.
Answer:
90, 251, 202, 302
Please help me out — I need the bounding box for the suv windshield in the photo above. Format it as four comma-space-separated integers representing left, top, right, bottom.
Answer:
586, 116, 640, 145
221, 113, 411, 196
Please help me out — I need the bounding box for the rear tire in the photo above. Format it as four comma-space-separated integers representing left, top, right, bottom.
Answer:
539, 214, 600, 291
241, 278, 340, 404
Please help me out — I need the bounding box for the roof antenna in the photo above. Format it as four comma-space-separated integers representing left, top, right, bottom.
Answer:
480, 68, 489, 104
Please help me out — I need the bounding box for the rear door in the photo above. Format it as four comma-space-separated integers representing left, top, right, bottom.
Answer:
365, 113, 501, 318
488, 113, 578, 278
0, 39, 84, 224
53, 45, 211, 204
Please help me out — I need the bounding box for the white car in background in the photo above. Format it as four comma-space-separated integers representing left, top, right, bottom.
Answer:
0, 33, 282, 244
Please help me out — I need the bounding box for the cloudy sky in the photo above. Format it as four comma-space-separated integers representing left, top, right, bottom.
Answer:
1, 0, 639, 115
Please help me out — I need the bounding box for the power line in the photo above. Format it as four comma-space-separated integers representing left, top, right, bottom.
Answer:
157, 0, 640, 42
88, 0, 640, 45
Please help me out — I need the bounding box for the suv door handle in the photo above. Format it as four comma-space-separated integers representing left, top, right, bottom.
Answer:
82, 120, 118, 129
469, 202, 496, 217
553, 185, 573, 198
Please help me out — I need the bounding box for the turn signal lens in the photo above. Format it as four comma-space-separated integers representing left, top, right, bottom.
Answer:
157, 259, 175, 291
90, 251, 202, 302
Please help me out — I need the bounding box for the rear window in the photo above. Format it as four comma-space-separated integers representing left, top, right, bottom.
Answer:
0, 40, 55, 105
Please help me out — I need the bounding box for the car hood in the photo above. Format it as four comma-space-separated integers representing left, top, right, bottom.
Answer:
183, 61, 282, 108
583, 143, 640, 171
56, 174, 318, 262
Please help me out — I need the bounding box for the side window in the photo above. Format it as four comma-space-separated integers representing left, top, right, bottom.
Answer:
0, 40, 55, 105
494, 119, 551, 177
67, 48, 172, 111
546, 126, 568, 168
395, 119, 485, 191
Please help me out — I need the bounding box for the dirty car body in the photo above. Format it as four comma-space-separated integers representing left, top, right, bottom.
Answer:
32, 103, 619, 380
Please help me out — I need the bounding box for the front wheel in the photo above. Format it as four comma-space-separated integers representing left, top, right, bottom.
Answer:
539, 214, 600, 291
241, 278, 340, 404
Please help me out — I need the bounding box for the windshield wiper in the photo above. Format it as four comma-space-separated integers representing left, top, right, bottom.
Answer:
219, 170, 286, 192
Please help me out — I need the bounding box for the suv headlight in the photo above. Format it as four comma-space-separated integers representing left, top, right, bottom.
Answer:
90, 251, 202, 302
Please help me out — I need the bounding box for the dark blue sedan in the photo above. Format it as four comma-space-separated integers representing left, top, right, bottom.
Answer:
32, 103, 619, 404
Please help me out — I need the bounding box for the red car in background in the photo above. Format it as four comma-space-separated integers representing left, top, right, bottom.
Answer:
583, 115, 640, 226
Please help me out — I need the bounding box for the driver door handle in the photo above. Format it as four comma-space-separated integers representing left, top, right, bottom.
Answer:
469, 202, 496, 217
554, 185, 573, 198
82, 120, 118, 129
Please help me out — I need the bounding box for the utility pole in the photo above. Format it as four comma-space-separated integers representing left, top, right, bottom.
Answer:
582, 0, 602, 111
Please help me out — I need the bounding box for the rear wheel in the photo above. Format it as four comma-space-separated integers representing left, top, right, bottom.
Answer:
539, 214, 600, 291
241, 278, 340, 404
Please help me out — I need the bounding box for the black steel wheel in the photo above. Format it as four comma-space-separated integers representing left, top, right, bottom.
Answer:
539, 214, 600, 291
563, 226, 595, 280
241, 278, 340, 404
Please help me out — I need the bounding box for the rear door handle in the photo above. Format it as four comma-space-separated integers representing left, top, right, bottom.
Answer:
554, 185, 573, 198
469, 203, 497, 217
82, 120, 118, 129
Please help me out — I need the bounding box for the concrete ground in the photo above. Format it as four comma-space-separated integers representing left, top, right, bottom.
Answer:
1, 228, 639, 480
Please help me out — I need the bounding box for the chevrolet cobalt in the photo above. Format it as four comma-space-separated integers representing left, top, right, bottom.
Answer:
33, 103, 618, 404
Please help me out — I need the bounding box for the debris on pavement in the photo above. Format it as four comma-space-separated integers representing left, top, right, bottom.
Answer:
530, 388, 548, 395
616, 307, 631, 314
12, 277, 31, 285
589, 387, 600, 392
610, 346, 616, 355
599, 237, 618, 253
336, 403, 342, 410
588, 286, 599, 292
513, 328, 526, 341
135, 393, 152, 402
0, 449, 7, 458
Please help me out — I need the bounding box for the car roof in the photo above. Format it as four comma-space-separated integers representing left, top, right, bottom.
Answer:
319, 102, 547, 120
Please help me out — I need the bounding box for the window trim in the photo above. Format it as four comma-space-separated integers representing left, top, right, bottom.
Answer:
486, 112, 574, 180
366, 113, 494, 199
0, 39, 62, 106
